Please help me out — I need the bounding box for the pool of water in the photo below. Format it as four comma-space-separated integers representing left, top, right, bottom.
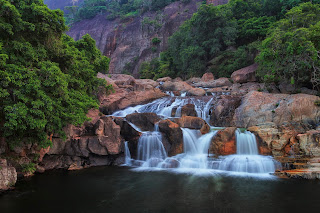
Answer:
1, 167, 320, 213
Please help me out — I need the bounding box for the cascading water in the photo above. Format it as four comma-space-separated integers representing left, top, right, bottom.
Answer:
137, 132, 167, 162
209, 129, 280, 174
124, 142, 132, 166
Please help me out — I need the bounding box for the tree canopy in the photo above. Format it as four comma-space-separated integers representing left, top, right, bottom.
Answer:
0, 0, 111, 148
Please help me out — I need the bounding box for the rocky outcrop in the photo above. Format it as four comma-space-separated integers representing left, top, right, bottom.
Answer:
298, 130, 320, 157
193, 78, 232, 88
0, 159, 17, 191
233, 91, 320, 128
210, 95, 242, 126
181, 104, 198, 117
158, 119, 183, 156
201, 73, 215, 82
231, 64, 258, 84
175, 116, 210, 134
126, 113, 161, 131
42, 116, 124, 170
67, 0, 203, 77
210, 127, 237, 156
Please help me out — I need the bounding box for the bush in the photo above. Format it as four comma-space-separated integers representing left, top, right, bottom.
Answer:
152, 37, 161, 45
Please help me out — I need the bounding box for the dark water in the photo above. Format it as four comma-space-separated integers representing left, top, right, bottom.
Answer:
1, 167, 320, 213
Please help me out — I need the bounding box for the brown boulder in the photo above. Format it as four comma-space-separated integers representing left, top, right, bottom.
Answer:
161, 80, 193, 92
126, 113, 161, 132
97, 72, 118, 89
210, 127, 237, 156
201, 72, 215, 82
231, 64, 257, 84
188, 88, 206, 96
210, 95, 241, 127
175, 116, 210, 134
110, 74, 136, 86
194, 77, 232, 88
233, 91, 320, 128
158, 119, 183, 156
134, 79, 159, 91
181, 104, 197, 117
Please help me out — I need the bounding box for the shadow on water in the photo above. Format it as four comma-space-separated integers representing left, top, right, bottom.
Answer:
1, 166, 320, 213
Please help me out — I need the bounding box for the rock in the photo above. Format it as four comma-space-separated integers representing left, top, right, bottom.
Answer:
157, 77, 172, 82
100, 88, 166, 114
89, 155, 112, 167
48, 138, 67, 155
0, 138, 7, 155
201, 73, 215, 82
126, 113, 161, 131
97, 72, 118, 89
0, 159, 17, 191
41, 155, 83, 170
233, 91, 320, 128
279, 83, 295, 94
110, 74, 136, 86
134, 79, 159, 91
301, 87, 318, 96
298, 130, 320, 157
188, 88, 206, 96
193, 78, 232, 88
210, 95, 242, 127
181, 104, 197, 117
87, 137, 108, 156
175, 116, 210, 134
248, 122, 310, 156
230, 82, 271, 96
161, 80, 193, 92
210, 127, 237, 156
231, 64, 257, 83
186, 77, 202, 85
158, 119, 183, 156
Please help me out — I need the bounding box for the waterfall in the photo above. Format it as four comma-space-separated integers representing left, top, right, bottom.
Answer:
236, 130, 259, 155
137, 132, 167, 162
211, 129, 278, 174
124, 142, 132, 166
181, 128, 201, 154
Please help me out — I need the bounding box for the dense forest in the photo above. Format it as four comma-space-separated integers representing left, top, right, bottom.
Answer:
140, 0, 320, 91
0, 0, 111, 148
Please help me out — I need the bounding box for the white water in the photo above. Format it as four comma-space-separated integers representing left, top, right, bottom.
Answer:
124, 142, 132, 166
137, 132, 167, 161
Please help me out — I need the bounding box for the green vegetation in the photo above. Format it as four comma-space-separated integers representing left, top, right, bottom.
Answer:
21, 162, 37, 174
65, 0, 188, 25
0, 0, 111, 149
315, 100, 320, 106
152, 37, 161, 45
139, 0, 320, 91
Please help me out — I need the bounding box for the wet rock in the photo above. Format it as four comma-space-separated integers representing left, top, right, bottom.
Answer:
158, 119, 183, 156
181, 104, 197, 117
210, 127, 237, 156
233, 91, 320, 128
210, 95, 241, 127
175, 116, 210, 134
0, 159, 17, 191
231, 64, 257, 83
89, 155, 112, 167
41, 155, 83, 170
201, 73, 215, 82
126, 113, 161, 131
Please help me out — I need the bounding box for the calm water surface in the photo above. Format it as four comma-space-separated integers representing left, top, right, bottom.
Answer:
1, 167, 320, 213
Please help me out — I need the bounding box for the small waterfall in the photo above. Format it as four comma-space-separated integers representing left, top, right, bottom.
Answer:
212, 129, 278, 174
137, 132, 167, 162
124, 142, 132, 166
236, 130, 259, 155
181, 128, 201, 154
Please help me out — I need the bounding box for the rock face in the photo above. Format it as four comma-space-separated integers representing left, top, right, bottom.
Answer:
231, 64, 258, 84
0, 159, 17, 191
42, 116, 124, 170
175, 116, 210, 134
201, 73, 215, 82
233, 91, 320, 128
67, 0, 203, 77
210, 127, 237, 155
210, 95, 242, 126
298, 130, 320, 157
181, 104, 198, 117
126, 113, 161, 131
193, 77, 232, 88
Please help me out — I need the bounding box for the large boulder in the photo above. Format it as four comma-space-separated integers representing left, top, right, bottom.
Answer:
158, 119, 183, 156
193, 77, 232, 88
0, 159, 17, 191
188, 88, 206, 96
233, 91, 320, 128
210, 127, 237, 156
181, 104, 198, 117
156, 77, 172, 82
210, 95, 242, 127
126, 113, 161, 131
110, 74, 136, 86
97, 72, 118, 89
298, 130, 320, 157
175, 116, 210, 134
134, 79, 159, 91
231, 64, 257, 83
161, 80, 193, 92
201, 72, 215, 82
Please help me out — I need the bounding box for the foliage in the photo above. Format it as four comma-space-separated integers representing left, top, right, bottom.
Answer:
65, 0, 184, 25
21, 162, 37, 174
256, 2, 320, 90
0, 0, 111, 148
151, 37, 161, 45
